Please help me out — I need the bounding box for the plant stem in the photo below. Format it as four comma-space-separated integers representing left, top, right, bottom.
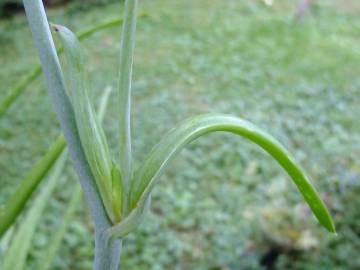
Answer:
94, 231, 123, 270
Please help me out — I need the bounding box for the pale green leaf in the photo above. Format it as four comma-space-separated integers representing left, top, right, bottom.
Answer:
117, 0, 139, 197
54, 25, 122, 223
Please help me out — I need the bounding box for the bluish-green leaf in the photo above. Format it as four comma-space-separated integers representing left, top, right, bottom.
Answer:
117, 0, 138, 199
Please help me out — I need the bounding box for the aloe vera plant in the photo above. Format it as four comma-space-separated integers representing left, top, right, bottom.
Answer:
23, 0, 335, 269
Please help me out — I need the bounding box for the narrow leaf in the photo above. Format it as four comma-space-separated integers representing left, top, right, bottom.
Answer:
38, 184, 82, 270
117, 0, 139, 197
0, 67, 41, 118
37, 86, 113, 270
120, 114, 335, 236
3, 153, 67, 270
0, 135, 65, 238
0, 86, 113, 238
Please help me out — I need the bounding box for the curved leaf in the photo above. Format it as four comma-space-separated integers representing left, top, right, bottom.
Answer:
54, 24, 122, 223
126, 114, 335, 234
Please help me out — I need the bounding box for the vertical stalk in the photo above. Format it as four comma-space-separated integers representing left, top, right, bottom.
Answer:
23, 1, 122, 269
94, 232, 122, 270
118, 0, 138, 201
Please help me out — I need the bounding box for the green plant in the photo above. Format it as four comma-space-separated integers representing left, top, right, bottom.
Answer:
22, 0, 335, 269
0, 16, 125, 118
0, 14, 147, 238
1, 86, 112, 270
3, 153, 68, 270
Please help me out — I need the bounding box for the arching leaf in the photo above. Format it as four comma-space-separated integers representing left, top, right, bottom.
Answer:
109, 114, 335, 238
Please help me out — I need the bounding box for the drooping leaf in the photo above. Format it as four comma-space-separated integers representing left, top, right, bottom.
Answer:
108, 114, 335, 238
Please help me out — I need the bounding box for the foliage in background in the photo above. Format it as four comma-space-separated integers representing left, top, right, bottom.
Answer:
0, 0, 359, 269
0, 0, 121, 17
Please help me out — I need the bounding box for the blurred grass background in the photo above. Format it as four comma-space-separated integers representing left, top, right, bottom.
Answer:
0, 0, 359, 269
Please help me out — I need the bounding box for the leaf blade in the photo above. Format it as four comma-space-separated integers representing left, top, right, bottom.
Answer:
127, 114, 335, 234
117, 0, 139, 199
37, 183, 82, 270
0, 135, 66, 238
3, 153, 67, 270
54, 25, 121, 222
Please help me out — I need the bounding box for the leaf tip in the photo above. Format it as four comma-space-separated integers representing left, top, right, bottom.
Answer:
50, 23, 61, 33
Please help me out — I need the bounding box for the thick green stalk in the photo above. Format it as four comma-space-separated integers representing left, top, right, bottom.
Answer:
118, 0, 138, 200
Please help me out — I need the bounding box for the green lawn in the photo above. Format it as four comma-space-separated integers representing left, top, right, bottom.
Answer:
0, 0, 360, 269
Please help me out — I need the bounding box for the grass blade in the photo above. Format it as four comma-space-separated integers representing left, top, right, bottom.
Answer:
3, 153, 67, 270
0, 67, 41, 117
0, 86, 113, 239
121, 114, 335, 236
0, 135, 66, 238
38, 184, 82, 270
